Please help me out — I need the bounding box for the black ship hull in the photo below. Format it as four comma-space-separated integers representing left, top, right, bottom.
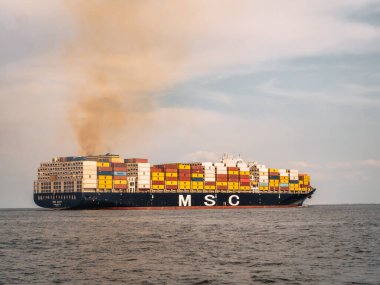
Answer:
34, 189, 315, 210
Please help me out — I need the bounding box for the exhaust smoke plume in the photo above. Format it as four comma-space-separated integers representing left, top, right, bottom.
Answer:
65, 1, 199, 155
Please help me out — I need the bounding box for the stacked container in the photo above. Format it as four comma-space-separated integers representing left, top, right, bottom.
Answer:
203, 162, 216, 191
137, 162, 151, 191
279, 169, 289, 192
151, 167, 164, 190
258, 166, 269, 191
112, 162, 127, 191
268, 168, 280, 192
97, 161, 112, 190
289, 169, 299, 192
215, 163, 228, 191
178, 164, 191, 190
298, 173, 310, 192
165, 166, 178, 191
227, 167, 239, 191
239, 166, 250, 191
191, 165, 204, 191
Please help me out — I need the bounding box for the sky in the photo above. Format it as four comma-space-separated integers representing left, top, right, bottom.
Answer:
0, 0, 379, 207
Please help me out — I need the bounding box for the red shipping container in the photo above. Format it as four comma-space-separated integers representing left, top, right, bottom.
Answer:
98, 166, 112, 171
114, 184, 127, 189
125, 158, 148, 163
113, 176, 127, 180
217, 186, 228, 190
165, 176, 177, 181
227, 167, 238, 171
228, 178, 239, 182
227, 174, 239, 179
150, 167, 162, 172
240, 178, 250, 183
239, 175, 250, 179
205, 181, 216, 186
113, 167, 127, 172
191, 165, 203, 170
113, 163, 127, 168
178, 169, 191, 173
166, 186, 178, 190
216, 174, 227, 179
165, 168, 178, 173
280, 187, 289, 191
269, 172, 280, 176
240, 182, 250, 186
152, 181, 165, 185
216, 177, 227, 182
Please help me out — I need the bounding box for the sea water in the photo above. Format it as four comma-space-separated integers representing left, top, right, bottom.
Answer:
0, 205, 379, 284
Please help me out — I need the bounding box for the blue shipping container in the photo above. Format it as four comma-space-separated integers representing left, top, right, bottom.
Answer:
289, 180, 298, 184
191, 177, 204, 181
114, 171, 127, 176
280, 183, 289, 187
98, 171, 113, 176
259, 182, 269, 186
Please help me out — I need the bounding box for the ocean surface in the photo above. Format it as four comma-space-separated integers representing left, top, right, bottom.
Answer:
0, 205, 379, 284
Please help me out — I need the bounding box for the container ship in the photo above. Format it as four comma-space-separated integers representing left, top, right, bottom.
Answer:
34, 154, 316, 209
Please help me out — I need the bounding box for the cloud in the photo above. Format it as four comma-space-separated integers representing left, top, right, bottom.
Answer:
259, 79, 380, 106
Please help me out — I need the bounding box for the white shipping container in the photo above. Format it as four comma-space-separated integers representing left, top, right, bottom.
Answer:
137, 179, 150, 184
216, 171, 227, 174
259, 168, 268, 172
239, 167, 250, 171
201, 162, 213, 167
83, 179, 97, 184
137, 171, 151, 176
289, 169, 299, 174
204, 177, 216, 182
83, 184, 97, 189
137, 167, 150, 172
82, 161, 97, 166
280, 173, 289, 177
290, 176, 298, 180
279, 169, 287, 173
214, 162, 225, 167
259, 178, 269, 182
137, 163, 150, 168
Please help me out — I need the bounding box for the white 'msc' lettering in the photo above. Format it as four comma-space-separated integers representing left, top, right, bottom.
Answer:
204, 195, 216, 206
179, 195, 191, 206
228, 195, 240, 206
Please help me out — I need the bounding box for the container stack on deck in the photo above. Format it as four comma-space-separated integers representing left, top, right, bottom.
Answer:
258, 166, 269, 191
239, 166, 250, 191
227, 167, 239, 191
269, 168, 280, 192
97, 161, 112, 190
279, 169, 289, 192
289, 169, 299, 192
178, 164, 191, 190
298, 173, 310, 192
151, 167, 164, 191
191, 165, 204, 191
165, 165, 178, 191
215, 163, 228, 191
203, 162, 216, 190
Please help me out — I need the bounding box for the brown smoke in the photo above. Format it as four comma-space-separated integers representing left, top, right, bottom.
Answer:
65, 1, 200, 155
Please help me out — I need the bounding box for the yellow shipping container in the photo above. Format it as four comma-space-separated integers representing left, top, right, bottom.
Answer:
151, 176, 164, 181
165, 172, 178, 178
269, 168, 279, 172
152, 172, 164, 177
239, 171, 250, 175
240, 186, 250, 191
113, 180, 127, 185
179, 164, 191, 170
97, 162, 110, 167
152, 185, 164, 190
228, 170, 239, 175
98, 184, 112, 189
191, 173, 204, 178
205, 185, 216, 190
228, 182, 239, 187
98, 175, 112, 180
259, 186, 269, 191
217, 182, 228, 186
166, 181, 178, 186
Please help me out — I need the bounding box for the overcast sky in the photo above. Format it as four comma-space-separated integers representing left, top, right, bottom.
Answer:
0, 0, 379, 207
